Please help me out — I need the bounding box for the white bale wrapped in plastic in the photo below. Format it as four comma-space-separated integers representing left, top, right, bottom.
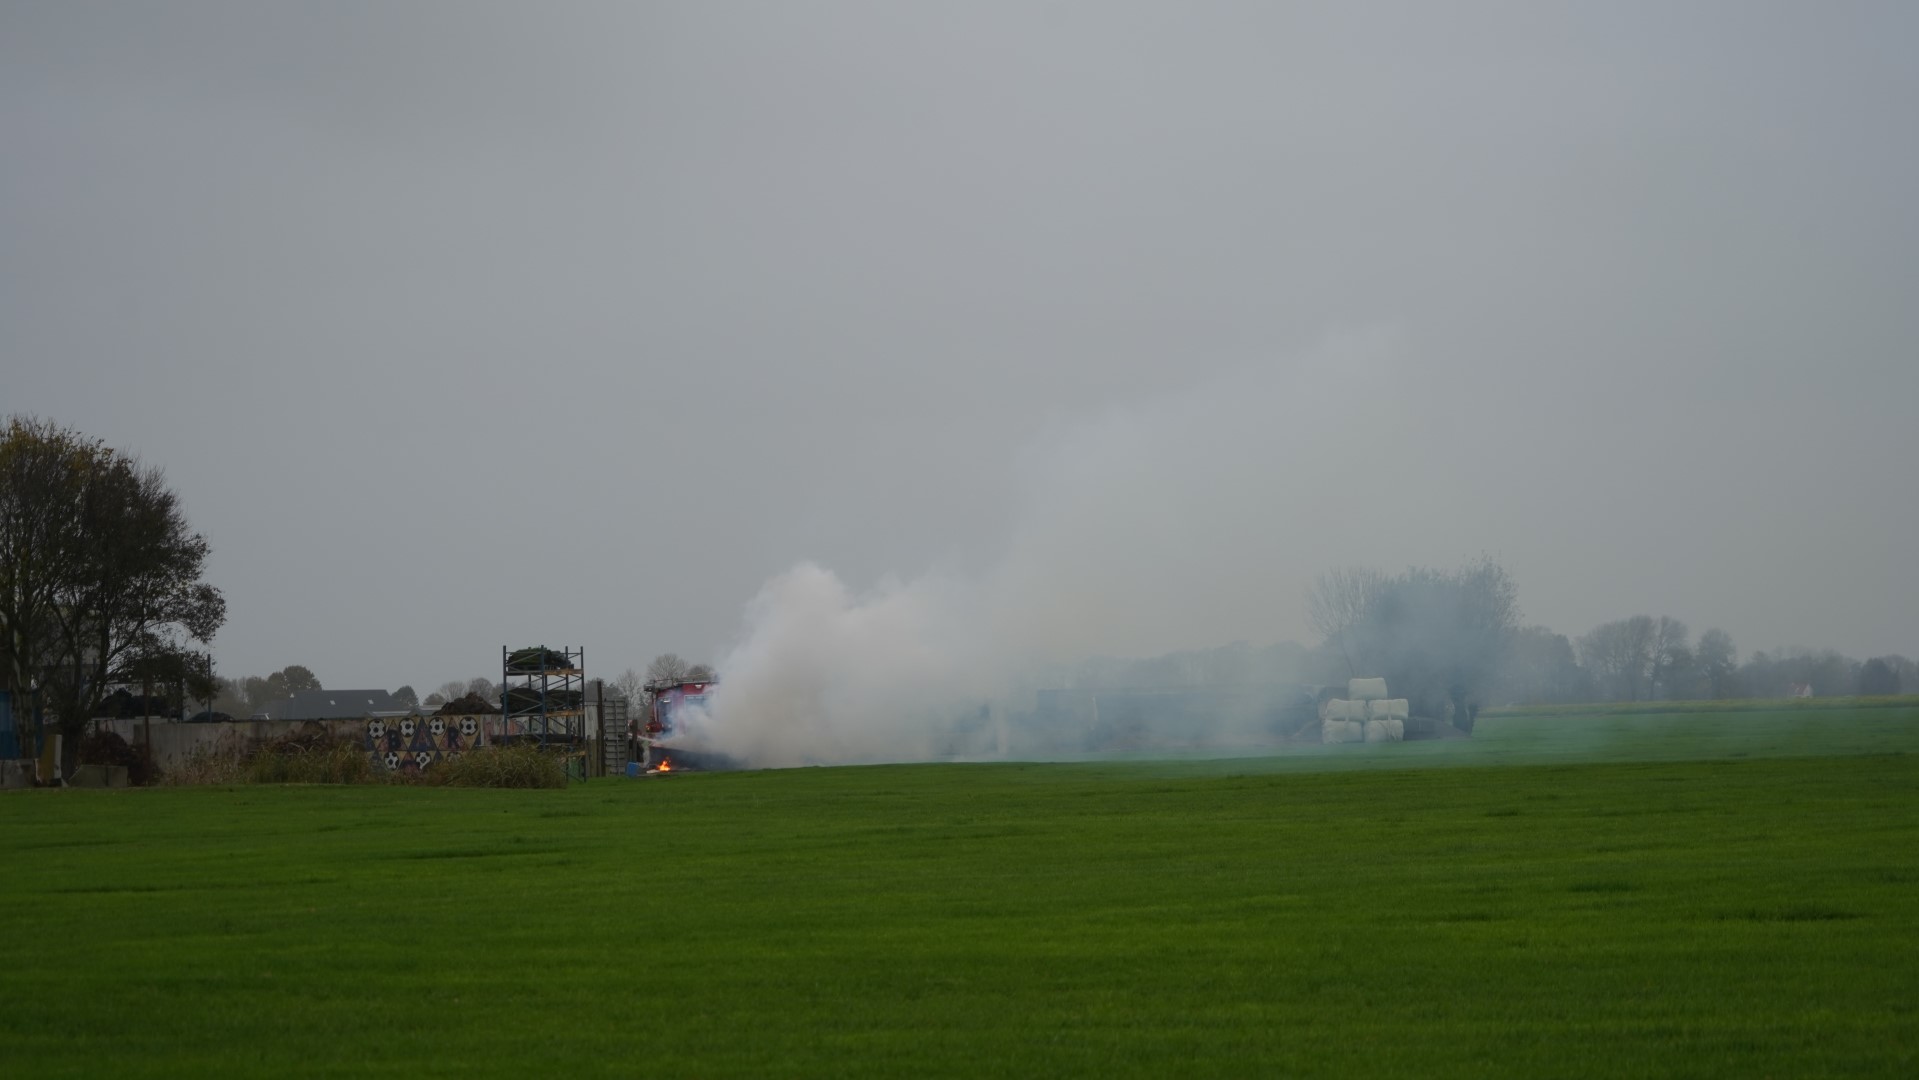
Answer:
1322, 698, 1358, 721
1363, 718, 1404, 743
1367, 698, 1410, 721
1348, 677, 1389, 701
1321, 719, 1365, 744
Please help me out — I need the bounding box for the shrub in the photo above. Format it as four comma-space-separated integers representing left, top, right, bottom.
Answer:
79, 729, 160, 786
246, 731, 380, 785
155, 731, 570, 788
426, 743, 569, 789
161, 742, 248, 786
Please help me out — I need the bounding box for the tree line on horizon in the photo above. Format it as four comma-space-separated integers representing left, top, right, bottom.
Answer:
205, 581, 1916, 730
1069, 559, 1911, 732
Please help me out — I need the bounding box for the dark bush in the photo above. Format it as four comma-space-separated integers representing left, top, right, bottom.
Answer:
1859, 658, 1901, 696
247, 731, 378, 784
78, 728, 159, 786
424, 743, 568, 788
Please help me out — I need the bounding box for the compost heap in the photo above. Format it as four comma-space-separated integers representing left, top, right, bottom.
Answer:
505, 646, 575, 673
434, 692, 499, 716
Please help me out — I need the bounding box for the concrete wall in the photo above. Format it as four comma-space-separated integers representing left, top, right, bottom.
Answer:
95, 714, 627, 779
98, 715, 506, 772
100, 717, 348, 771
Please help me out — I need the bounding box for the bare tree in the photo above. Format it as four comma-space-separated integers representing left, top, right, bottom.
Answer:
1306, 566, 1385, 678
1306, 557, 1519, 730
1578, 616, 1657, 700
646, 653, 692, 684
465, 676, 498, 704
685, 663, 715, 681
1648, 617, 1690, 700
1696, 628, 1737, 698
211, 677, 251, 719
1885, 655, 1919, 694
611, 666, 646, 703
422, 691, 447, 709
435, 680, 468, 703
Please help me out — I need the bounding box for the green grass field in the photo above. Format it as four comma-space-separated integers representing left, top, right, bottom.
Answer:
4, 705, 1917, 1077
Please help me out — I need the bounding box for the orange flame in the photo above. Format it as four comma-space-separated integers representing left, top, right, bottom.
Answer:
657, 757, 674, 773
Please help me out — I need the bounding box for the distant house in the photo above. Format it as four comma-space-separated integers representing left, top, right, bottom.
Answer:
251, 689, 412, 721
1786, 682, 1814, 699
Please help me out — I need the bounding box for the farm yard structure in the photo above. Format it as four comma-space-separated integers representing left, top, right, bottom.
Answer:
501, 646, 588, 775
636, 676, 731, 772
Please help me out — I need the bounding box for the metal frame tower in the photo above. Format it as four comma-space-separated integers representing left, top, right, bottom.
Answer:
501, 646, 586, 763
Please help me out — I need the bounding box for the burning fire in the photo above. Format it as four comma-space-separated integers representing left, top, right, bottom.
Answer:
656, 757, 674, 773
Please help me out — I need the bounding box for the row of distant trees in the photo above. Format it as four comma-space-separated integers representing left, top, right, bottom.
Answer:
1305, 559, 1912, 723
209, 664, 322, 717
1497, 619, 1913, 705
1029, 558, 1911, 735
210, 667, 484, 715
215, 672, 558, 714
606, 654, 715, 707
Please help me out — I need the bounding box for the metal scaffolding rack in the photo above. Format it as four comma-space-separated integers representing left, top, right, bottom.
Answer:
501, 646, 586, 755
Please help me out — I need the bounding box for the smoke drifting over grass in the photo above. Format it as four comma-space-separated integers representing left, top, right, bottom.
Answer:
680, 335, 1432, 767
675, 563, 988, 767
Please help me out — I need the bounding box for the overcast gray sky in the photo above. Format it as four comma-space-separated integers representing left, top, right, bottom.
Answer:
4, 1, 1914, 694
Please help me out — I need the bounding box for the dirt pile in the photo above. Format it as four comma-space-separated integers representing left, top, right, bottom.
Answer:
434, 692, 499, 716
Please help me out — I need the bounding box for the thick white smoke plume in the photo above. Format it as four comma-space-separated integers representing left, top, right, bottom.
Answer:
676, 563, 992, 767
679, 334, 1443, 767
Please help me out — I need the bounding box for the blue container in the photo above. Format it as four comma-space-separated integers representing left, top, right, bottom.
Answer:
625, 761, 640, 778
0, 690, 16, 759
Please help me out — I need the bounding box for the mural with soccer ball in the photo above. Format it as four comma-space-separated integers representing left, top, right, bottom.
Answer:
363, 714, 485, 774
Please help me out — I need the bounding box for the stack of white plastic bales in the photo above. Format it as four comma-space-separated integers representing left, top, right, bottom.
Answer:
1322, 677, 1409, 744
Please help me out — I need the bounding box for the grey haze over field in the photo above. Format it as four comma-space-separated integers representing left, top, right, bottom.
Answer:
3, 2, 1915, 694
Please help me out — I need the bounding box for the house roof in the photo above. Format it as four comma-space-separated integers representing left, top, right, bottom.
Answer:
255, 689, 407, 720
